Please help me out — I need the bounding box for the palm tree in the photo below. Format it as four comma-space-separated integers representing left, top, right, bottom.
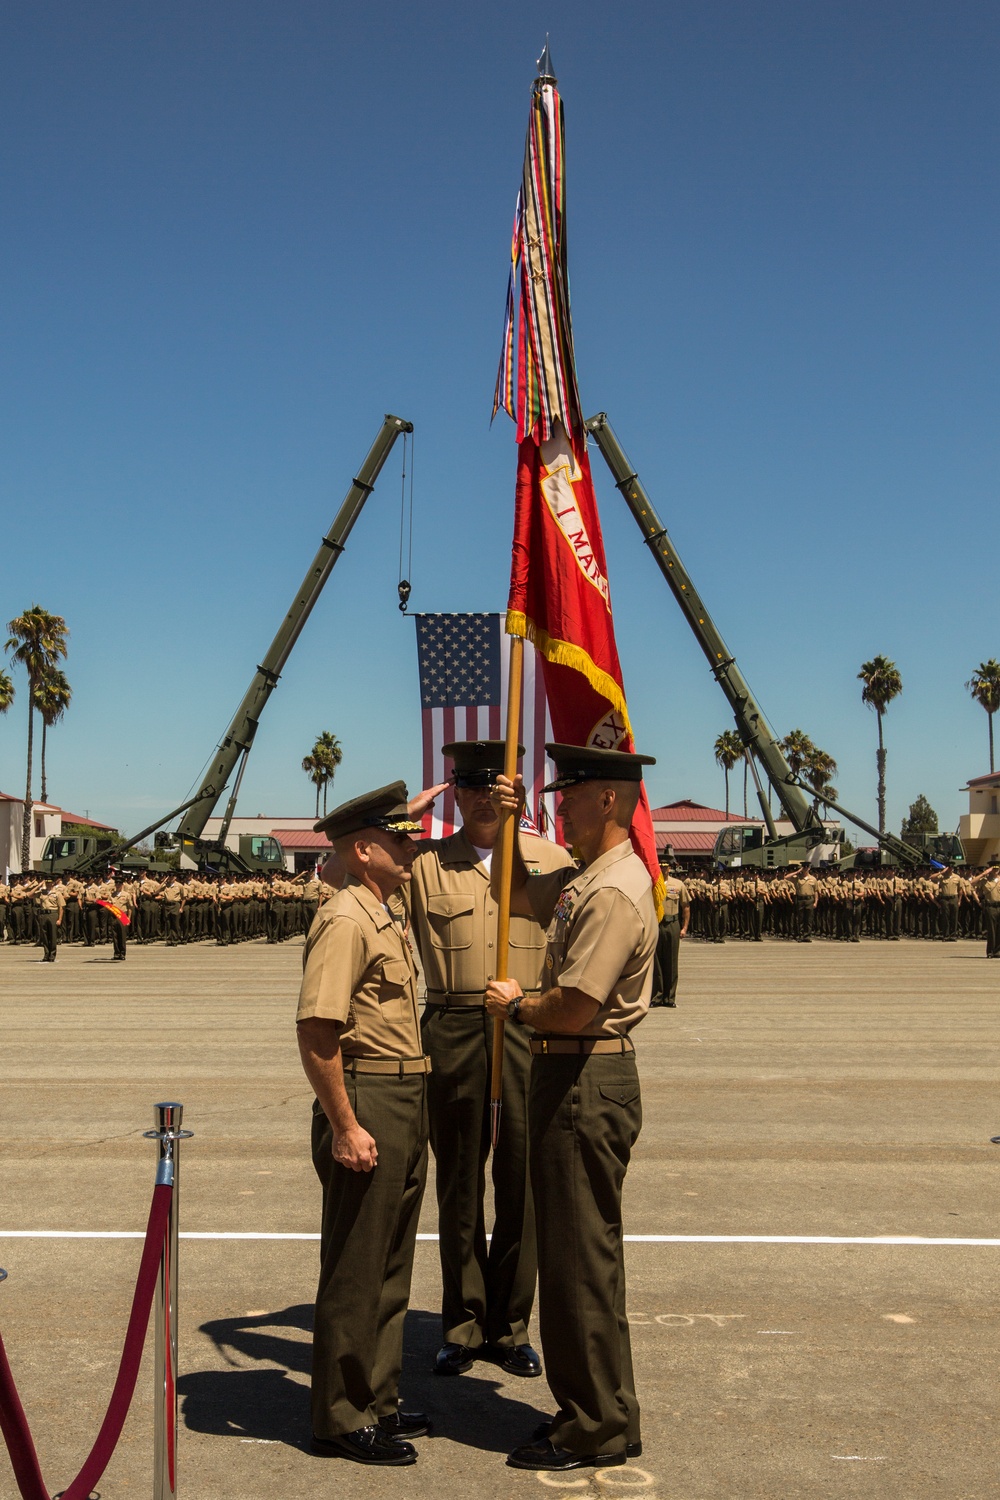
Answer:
803, 745, 838, 812
313, 731, 343, 816
33, 668, 72, 805
5, 607, 69, 867
966, 660, 1000, 773
858, 655, 903, 836
0, 670, 13, 717
302, 753, 326, 819
713, 730, 743, 818
779, 729, 815, 778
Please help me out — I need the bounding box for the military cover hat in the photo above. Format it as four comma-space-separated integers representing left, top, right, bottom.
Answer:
542, 743, 656, 793
315, 781, 425, 840
441, 739, 525, 787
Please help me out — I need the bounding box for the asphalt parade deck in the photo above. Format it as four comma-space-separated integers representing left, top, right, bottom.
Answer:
1, 936, 998, 1500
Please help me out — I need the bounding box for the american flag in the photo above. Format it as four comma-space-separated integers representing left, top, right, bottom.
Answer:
415, 613, 556, 840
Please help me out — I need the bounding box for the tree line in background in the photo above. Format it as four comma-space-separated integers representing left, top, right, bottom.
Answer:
715, 654, 1000, 839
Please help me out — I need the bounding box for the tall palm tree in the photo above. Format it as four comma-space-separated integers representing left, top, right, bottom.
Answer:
313, 731, 343, 816
33, 668, 72, 805
858, 655, 903, 836
5, 607, 69, 867
713, 730, 743, 819
779, 729, 815, 778
966, 659, 1000, 773
0, 670, 14, 718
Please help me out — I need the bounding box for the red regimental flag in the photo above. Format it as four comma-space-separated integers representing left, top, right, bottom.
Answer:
495, 65, 663, 910
96, 899, 131, 927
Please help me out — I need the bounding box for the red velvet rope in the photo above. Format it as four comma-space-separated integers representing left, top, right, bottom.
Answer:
0, 1336, 48, 1500
0, 1181, 173, 1500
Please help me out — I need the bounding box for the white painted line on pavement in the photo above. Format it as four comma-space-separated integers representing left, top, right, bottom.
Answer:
1, 1231, 999, 1245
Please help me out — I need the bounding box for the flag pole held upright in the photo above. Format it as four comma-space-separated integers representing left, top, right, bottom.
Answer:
490, 633, 524, 1150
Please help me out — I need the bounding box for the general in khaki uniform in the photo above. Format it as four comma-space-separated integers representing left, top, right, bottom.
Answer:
409, 739, 572, 1378
296, 783, 431, 1469
486, 744, 658, 1473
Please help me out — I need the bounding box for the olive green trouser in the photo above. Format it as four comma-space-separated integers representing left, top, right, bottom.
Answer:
37, 912, 58, 960
985, 905, 1000, 957
530, 1050, 642, 1458
421, 1004, 536, 1350
310, 1075, 428, 1439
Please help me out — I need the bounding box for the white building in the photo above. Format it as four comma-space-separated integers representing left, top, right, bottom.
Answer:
0, 794, 113, 876
959, 772, 1000, 865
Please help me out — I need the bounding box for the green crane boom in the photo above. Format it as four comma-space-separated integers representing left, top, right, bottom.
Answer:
176, 413, 413, 853
584, 412, 926, 869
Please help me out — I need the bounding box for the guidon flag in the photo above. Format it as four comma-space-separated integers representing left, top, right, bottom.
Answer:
492, 44, 663, 911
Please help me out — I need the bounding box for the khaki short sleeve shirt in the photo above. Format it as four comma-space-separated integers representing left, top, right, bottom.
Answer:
527, 842, 658, 1038
296, 877, 423, 1061
409, 829, 573, 998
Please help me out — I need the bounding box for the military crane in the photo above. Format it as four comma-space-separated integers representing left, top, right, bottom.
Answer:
584, 412, 957, 869
36, 413, 413, 876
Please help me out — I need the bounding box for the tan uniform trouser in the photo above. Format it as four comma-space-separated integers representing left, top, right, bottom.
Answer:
310, 1077, 427, 1438
421, 1004, 536, 1349
530, 1050, 641, 1457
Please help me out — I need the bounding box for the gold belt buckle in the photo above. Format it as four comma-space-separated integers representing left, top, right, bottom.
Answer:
541, 1038, 549, 1054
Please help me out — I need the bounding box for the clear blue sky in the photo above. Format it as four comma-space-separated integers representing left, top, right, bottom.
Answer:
1, 1, 997, 840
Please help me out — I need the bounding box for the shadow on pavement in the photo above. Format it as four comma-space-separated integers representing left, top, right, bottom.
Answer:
180, 1305, 548, 1454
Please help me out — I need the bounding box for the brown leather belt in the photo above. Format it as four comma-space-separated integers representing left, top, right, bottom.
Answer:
530, 1036, 635, 1056
425, 990, 541, 1010
342, 1056, 432, 1077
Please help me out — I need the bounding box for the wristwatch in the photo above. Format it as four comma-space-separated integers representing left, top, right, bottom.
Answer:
506, 995, 523, 1024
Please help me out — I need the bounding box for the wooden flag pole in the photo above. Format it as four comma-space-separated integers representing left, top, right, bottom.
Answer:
490, 633, 524, 1151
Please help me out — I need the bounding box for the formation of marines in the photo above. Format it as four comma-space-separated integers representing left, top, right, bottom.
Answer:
0, 871, 330, 954
678, 864, 1000, 946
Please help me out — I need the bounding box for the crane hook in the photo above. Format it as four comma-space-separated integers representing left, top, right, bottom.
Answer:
398, 579, 412, 613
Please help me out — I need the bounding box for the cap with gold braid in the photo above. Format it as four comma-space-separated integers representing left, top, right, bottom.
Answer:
314, 781, 426, 841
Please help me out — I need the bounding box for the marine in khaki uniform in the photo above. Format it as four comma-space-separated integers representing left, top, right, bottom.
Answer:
107, 875, 137, 959
486, 744, 658, 1472
971, 866, 1000, 957
937, 867, 962, 941
36, 878, 65, 961
407, 740, 572, 1380
651, 857, 690, 1005
784, 863, 819, 942
296, 783, 431, 1468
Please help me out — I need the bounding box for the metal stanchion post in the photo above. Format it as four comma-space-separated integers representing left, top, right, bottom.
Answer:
144, 1103, 192, 1500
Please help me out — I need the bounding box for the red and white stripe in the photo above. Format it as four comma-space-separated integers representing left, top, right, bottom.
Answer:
422, 638, 555, 841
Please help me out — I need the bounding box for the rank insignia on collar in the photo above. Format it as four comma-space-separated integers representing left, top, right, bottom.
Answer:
554, 889, 575, 923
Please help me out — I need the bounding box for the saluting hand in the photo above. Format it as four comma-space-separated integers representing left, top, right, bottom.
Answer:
407, 783, 450, 819
333, 1124, 379, 1173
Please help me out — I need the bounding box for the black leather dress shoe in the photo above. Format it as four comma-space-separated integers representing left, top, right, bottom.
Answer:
310, 1426, 416, 1465
433, 1342, 475, 1375
532, 1421, 641, 1458
490, 1343, 542, 1378
507, 1439, 626, 1471
379, 1410, 432, 1438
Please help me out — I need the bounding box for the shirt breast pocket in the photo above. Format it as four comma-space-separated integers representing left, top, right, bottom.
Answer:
425, 894, 476, 951
378, 957, 411, 1023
